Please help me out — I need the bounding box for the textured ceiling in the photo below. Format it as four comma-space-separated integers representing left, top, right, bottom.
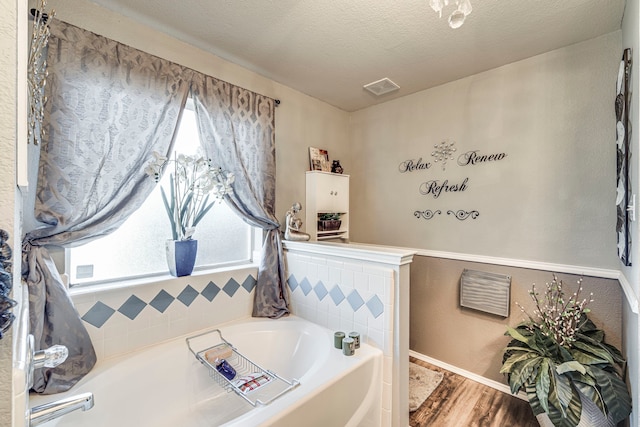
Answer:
89, 0, 626, 112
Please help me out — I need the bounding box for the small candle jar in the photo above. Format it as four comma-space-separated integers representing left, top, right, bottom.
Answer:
334, 331, 346, 349
342, 337, 355, 356
348, 331, 360, 349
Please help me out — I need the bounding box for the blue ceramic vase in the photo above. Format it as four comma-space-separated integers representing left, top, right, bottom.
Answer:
165, 239, 198, 277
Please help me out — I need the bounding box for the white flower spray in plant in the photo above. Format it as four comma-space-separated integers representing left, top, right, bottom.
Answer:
515, 274, 594, 347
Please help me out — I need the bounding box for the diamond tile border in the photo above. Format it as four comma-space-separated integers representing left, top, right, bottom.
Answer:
82, 301, 115, 328
80, 274, 257, 329
290, 276, 385, 318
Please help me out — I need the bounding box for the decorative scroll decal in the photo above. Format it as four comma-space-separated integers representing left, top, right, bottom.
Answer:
447, 210, 480, 220
414, 210, 442, 220
414, 210, 479, 220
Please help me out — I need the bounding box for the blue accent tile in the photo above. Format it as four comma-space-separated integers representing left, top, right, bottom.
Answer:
299, 278, 312, 296
347, 290, 365, 311
82, 301, 115, 328
201, 281, 220, 302
314, 281, 328, 301
118, 295, 147, 320
288, 275, 299, 291
149, 289, 175, 313
366, 295, 385, 319
177, 285, 199, 306
223, 278, 241, 297
329, 285, 345, 306
242, 275, 257, 292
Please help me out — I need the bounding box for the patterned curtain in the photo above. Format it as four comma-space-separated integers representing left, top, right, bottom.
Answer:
22, 20, 191, 393
191, 73, 289, 318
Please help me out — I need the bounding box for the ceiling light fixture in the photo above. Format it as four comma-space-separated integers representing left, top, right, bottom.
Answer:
429, 0, 472, 29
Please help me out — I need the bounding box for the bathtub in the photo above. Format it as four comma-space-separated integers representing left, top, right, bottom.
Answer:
29, 316, 383, 426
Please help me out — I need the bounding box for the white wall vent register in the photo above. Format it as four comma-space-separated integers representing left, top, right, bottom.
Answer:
459, 269, 511, 318
363, 78, 400, 96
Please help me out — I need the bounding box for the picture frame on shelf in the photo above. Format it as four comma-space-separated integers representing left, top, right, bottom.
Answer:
309, 147, 330, 172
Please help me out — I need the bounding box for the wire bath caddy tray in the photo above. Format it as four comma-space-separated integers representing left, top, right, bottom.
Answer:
186, 328, 301, 407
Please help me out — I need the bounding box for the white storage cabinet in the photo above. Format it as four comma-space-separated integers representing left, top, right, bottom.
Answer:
305, 171, 349, 241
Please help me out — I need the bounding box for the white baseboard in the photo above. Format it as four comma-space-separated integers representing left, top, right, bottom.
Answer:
409, 350, 528, 401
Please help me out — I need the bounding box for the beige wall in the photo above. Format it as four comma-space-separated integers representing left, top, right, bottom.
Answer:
349, 32, 621, 270
348, 29, 629, 398
0, 0, 17, 424
410, 256, 622, 384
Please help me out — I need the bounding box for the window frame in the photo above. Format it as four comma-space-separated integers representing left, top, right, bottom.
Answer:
63, 98, 260, 289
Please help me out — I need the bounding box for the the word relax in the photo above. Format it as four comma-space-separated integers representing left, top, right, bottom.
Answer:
398, 157, 432, 173
419, 178, 469, 199
457, 150, 507, 166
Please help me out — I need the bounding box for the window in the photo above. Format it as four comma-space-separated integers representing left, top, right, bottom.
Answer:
67, 102, 253, 286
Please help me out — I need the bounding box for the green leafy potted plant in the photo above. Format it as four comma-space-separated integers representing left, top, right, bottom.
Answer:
500, 275, 631, 427
146, 151, 234, 276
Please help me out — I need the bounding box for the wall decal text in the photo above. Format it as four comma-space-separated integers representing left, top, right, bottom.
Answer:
457, 150, 508, 167
419, 178, 469, 199
398, 157, 432, 173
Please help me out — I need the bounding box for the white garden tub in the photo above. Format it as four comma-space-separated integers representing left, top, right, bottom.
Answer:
30, 316, 383, 427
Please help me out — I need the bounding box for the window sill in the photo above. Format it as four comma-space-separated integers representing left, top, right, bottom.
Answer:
68, 261, 260, 297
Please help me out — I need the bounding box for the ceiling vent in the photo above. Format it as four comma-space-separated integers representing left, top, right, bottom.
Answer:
363, 78, 400, 96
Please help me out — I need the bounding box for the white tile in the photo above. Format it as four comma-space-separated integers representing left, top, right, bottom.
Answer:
306, 263, 318, 282
71, 293, 96, 306
327, 313, 341, 331
383, 356, 393, 384
311, 256, 327, 265
341, 269, 355, 289
363, 265, 391, 277
368, 310, 385, 331
382, 382, 392, 411
326, 259, 344, 269
315, 309, 329, 329
367, 328, 384, 353
353, 272, 368, 292
328, 267, 342, 287
297, 254, 312, 263
103, 336, 129, 360
102, 318, 128, 340
381, 409, 392, 427
354, 306, 369, 328
73, 301, 95, 318
339, 301, 355, 319
317, 264, 329, 284
368, 274, 386, 296
168, 318, 189, 338
343, 262, 363, 272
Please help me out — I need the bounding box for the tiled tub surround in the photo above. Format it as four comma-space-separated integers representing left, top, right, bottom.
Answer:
71, 265, 258, 360
283, 241, 415, 427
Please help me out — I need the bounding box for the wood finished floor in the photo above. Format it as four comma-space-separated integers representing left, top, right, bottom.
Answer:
409, 357, 539, 427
